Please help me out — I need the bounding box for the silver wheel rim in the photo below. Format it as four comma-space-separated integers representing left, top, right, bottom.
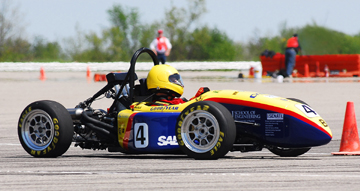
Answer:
181, 110, 220, 153
21, 109, 55, 151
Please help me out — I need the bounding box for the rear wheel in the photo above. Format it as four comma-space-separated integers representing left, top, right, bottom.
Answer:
18, 100, 73, 157
176, 101, 236, 160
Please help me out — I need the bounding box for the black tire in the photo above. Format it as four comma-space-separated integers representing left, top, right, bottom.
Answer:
18, 100, 73, 157
176, 101, 236, 160
267, 147, 311, 157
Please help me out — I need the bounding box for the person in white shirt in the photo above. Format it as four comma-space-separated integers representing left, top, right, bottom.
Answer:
150, 29, 172, 64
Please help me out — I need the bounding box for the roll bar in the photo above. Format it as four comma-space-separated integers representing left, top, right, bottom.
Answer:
84, 47, 159, 109
127, 47, 159, 101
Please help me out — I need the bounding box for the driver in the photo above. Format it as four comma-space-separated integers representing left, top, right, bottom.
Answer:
146, 64, 187, 106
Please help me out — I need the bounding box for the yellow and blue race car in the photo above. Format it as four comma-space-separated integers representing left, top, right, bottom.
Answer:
18, 48, 332, 160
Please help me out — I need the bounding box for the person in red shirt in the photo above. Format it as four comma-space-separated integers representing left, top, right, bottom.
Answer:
150, 30, 172, 64
285, 34, 301, 77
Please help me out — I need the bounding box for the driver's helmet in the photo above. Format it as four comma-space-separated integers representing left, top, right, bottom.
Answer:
147, 64, 184, 97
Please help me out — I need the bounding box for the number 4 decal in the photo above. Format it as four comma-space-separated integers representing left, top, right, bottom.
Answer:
295, 104, 319, 118
302, 105, 317, 115
134, 123, 149, 148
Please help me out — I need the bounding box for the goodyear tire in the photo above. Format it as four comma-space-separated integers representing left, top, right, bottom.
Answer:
267, 147, 311, 157
176, 101, 236, 160
18, 100, 73, 157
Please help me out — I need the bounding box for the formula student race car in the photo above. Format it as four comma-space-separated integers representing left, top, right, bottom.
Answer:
18, 48, 332, 160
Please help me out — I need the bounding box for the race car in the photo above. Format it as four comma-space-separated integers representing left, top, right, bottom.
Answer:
18, 47, 332, 160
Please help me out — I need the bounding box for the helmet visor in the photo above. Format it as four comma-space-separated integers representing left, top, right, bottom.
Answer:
169, 74, 184, 87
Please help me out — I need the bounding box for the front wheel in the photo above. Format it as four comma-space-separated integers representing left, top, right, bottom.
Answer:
18, 100, 73, 157
176, 101, 236, 160
267, 146, 311, 157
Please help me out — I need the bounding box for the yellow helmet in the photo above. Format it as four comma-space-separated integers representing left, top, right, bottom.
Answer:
147, 64, 184, 97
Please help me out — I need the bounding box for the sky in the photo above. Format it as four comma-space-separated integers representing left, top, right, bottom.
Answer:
9, 0, 360, 43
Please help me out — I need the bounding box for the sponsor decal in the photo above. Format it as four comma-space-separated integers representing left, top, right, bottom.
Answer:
150, 106, 179, 111
134, 105, 142, 109
232, 111, 261, 120
195, 95, 203, 102
158, 136, 178, 146
319, 119, 328, 127
250, 93, 259, 98
265, 113, 285, 137
265, 125, 282, 137
265, 113, 284, 137
267, 113, 284, 120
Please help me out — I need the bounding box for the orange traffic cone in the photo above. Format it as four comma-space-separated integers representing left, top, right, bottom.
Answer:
86, 66, 91, 83
332, 102, 360, 155
40, 67, 46, 81
304, 63, 310, 77
94, 74, 100, 82
86, 66, 91, 78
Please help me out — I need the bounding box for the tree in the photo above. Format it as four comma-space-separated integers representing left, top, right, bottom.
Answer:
63, 25, 87, 61
107, 5, 143, 58
32, 36, 62, 61
0, 37, 30, 61
163, 0, 207, 61
187, 26, 236, 61
62, 0, 240, 62
0, 0, 28, 60
103, 26, 127, 61
0, 1, 15, 49
298, 24, 360, 55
